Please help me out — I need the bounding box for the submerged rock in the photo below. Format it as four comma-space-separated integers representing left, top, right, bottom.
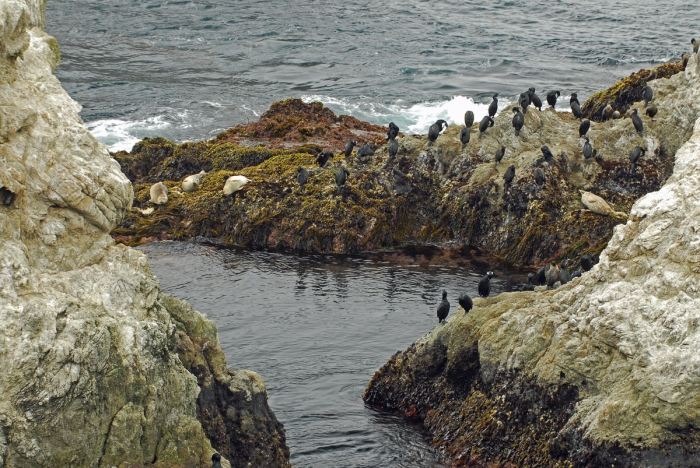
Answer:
114, 56, 697, 268
0, 2, 290, 467
364, 54, 700, 467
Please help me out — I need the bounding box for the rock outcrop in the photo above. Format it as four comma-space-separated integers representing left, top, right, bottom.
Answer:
0, 1, 289, 467
364, 53, 700, 466
113, 57, 691, 268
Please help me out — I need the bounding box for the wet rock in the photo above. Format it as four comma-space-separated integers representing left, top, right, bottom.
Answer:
364, 54, 700, 467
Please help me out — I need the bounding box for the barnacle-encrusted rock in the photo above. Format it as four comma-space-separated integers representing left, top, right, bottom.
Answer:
364, 54, 700, 467
0, 1, 290, 467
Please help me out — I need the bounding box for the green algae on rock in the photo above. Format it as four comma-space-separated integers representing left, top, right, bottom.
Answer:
113, 63, 695, 267
364, 54, 700, 467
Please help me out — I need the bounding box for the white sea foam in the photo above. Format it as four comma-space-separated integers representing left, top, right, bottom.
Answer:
301, 94, 571, 133
85, 116, 172, 152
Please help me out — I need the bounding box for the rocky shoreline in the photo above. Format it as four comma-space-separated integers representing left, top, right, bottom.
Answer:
0, 2, 290, 467
364, 53, 700, 467
112, 60, 687, 271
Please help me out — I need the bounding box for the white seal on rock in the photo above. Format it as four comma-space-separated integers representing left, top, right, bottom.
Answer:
149, 182, 169, 205
579, 189, 627, 217
223, 175, 250, 196
182, 170, 206, 192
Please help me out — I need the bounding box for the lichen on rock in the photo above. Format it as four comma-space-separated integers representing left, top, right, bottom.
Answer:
0, 1, 290, 467
363, 53, 700, 468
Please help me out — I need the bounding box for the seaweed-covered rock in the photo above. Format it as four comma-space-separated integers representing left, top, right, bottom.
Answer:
364, 54, 700, 467
0, 2, 290, 467
114, 56, 699, 268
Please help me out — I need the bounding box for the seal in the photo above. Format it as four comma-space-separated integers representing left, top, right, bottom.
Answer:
602, 102, 613, 121
579, 189, 626, 217
149, 182, 168, 205
223, 175, 250, 195
437, 289, 450, 323
182, 170, 206, 192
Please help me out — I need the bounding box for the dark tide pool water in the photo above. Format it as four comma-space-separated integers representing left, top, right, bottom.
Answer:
139, 242, 521, 467
46, 1, 699, 151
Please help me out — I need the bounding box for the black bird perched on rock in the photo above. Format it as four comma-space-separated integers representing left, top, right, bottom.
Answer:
631, 109, 643, 136
629, 145, 646, 172
478, 271, 494, 297
212, 453, 223, 468
581, 254, 594, 272
460, 126, 471, 149
583, 137, 593, 163
546, 90, 560, 109
579, 119, 591, 138
316, 150, 333, 167
512, 107, 524, 136
503, 164, 515, 193
437, 289, 450, 323
602, 102, 613, 121
518, 92, 530, 114
534, 167, 545, 186
1, 188, 15, 206
428, 119, 448, 145
546, 261, 560, 288
523, 273, 535, 291
336, 167, 350, 188
646, 104, 658, 122
559, 259, 571, 285
570, 93, 582, 119
464, 110, 475, 127
488, 93, 499, 118
642, 85, 653, 108
541, 145, 555, 164
356, 143, 375, 158
479, 116, 494, 137
535, 264, 548, 286
693, 38, 699, 54
528, 87, 542, 111
296, 167, 309, 189
495, 145, 506, 166
388, 138, 399, 158
344, 140, 357, 158
459, 293, 473, 313
387, 122, 399, 140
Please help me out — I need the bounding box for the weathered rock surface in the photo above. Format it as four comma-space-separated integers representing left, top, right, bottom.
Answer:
113, 56, 692, 268
0, 1, 290, 467
364, 53, 700, 467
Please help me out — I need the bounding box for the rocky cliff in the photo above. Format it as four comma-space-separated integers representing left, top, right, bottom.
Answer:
111, 60, 689, 269
0, 1, 289, 467
363, 53, 700, 467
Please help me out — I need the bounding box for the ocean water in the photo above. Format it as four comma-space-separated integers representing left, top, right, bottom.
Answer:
46, 1, 698, 151
139, 242, 522, 467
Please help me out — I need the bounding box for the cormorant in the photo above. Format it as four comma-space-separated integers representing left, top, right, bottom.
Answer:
535, 264, 549, 285
387, 122, 399, 140
428, 119, 448, 144
336, 167, 350, 188
559, 259, 571, 284
583, 137, 593, 163
478, 271, 494, 297
546, 90, 560, 109
528, 87, 542, 111
503, 164, 515, 193
646, 104, 658, 122
629, 146, 646, 172
488, 93, 499, 118
579, 119, 591, 138
464, 110, 475, 127
316, 150, 333, 167
535, 167, 545, 186
296, 167, 309, 189
356, 143, 375, 158
643, 85, 653, 108
460, 126, 471, 148
344, 140, 357, 158
631, 109, 643, 136
523, 273, 535, 291
495, 145, 506, 166
388, 138, 399, 158
212, 453, 223, 468
693, 38, 699, 54
541, 145, 555, 164
437, 289, 450, 323
479, 116, 494, 137
581, 254, 594, 272
518, 92, 530, 114
570, 93, 582, 119
512, 107, 524, 136
458, 293, 473, 313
